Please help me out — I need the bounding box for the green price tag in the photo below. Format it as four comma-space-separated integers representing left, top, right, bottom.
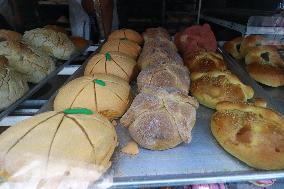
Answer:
64, 108, 93, 115
94, 79, 106, 86
105, 52, 111, 61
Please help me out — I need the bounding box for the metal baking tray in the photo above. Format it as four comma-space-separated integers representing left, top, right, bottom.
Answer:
218, 47, 284, 114
32, 46, 284, 188
0, 46, 89, 121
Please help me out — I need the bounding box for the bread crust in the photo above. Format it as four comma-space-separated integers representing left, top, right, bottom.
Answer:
108, 29, 144, 45
240, 35, 265, 57
190, 70, 254, 109
70, 36, 89, 51
224, 36, 244, 59
211, 101, 284, 170
0, 29, 22, 42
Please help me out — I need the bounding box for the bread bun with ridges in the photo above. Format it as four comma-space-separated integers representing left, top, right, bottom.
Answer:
54, 74, 132, 120
84, 51, 137, 82
108, 29, 143, 45
211, 101, 284, 170
0, 29, 22, 42
224, 36, 244, 59
190, 70, 254, 109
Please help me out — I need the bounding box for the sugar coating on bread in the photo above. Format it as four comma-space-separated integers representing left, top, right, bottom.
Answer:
211, 101, 284, 170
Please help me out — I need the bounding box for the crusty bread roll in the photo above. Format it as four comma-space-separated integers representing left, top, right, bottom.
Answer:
0, 109, 117, 181
108, 29, 144, 45
0, 56, 29, 110
245, 46, 284, 87
239, 35, 265, 58
23, 28, 76, 60
224, 36, 244, 59
142, 27, 171, 41
0, 29, 22, 42
190, 70, 254, 109
84, 51, 137, 82
211, 101, 284, 170
44, 25, 68, 35
184, 51, 227, 73
54, 74, 132, 120
100, 39, 141, 60
70, 36, 89, 51
137, 64, 190, 93
121, 86, 198, 150
0, 41, 55, 83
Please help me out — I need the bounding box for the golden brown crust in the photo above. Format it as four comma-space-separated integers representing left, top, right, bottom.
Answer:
224, 36, 244, 59
190, 70, 254, 109
108, 29, 144, 45
211, 101, 284, 170
69, 36, 89, 51
0, 29, 22, 42
84, 51, 137, 82
100, 39, 141, 60
184, 51, 227, 73
240, 35, 265, 57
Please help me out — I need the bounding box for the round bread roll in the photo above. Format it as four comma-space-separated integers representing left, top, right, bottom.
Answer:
137, 64, 190, 93
142, 27, 171, 41
121, 86, 198, 150
190, 70, 254, 109
0, 109, 117, 182
224, 36, 244, 59
138, 46, 183, 70
23, 28, 76, 60
44, 25, 68, 35
70, 36, 89, 51
108, 29, 143, 45
84, 52, 137, 82
0, 41, 55, 83
54, 74, 132, 120
100, 39, 141, 60
211, 101, 284, 170
142, 38, 177, 52
0, 56, 29, 110
0, 29, 22, 42
245, 46, 284, 87
239, 35, 265, 58
184, 51, 227, 73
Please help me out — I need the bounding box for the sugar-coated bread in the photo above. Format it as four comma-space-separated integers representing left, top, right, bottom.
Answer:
184, 51, 227, 73
211, 101, 284, 170
0, 109, 117, 182
84, 51, 137, 82
108, 29, 143, 45
0, 29, 22, 42
224, 36, 244, 59
54, 74, 132, 120
137, 63, 190, 93
23, 28, 76, 60
0, 41, 55, 83
100, 39, 141, 60
0, 56, 29, 110
190, 70, 254, 109
121, 86, 198, 150
142, 27, 171, 41
239, 35, 265, 58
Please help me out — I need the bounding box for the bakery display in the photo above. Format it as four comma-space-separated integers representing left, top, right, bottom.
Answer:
54, 74, 132, 120
137, 63, 190, 93
0, 40, 56, 83
84, 51, 137, 83
211, 101, 284, 170
108, 29, 144, 45
0, 29, 22, 42
70, 36, 89, 52
245, 46, 284, 87
0, 108, 117, 181
184, 51, 227, 73
23, 28, 76, 60
121, 86, 198, 150
100, 39, 141, 60
224, 36, 244, 59
0, 56, 29, 110
174, 24, 217, 55
239, 35, 265, 58
190, 70, 254, 109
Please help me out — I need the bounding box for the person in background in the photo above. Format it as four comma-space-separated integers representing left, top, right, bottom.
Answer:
68, 0, 118, 41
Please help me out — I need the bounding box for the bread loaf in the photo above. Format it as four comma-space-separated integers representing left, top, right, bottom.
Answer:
0, 41, 55, 83
121, 86, 198, 150
54, 74, 132, 120
224, 37, 244, 59
108, 29, 143, 45
0, 109, 117, 181
0, 29, 22, 42
84, 51, 137, 82
211, 101, 284, 170
239, 35, 265, 58
23, 28, 76, 60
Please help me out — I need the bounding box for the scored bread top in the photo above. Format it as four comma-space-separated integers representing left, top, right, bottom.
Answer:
108, 29, 144, 45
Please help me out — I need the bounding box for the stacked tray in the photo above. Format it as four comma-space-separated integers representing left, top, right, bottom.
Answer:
33, 45, 284, 188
